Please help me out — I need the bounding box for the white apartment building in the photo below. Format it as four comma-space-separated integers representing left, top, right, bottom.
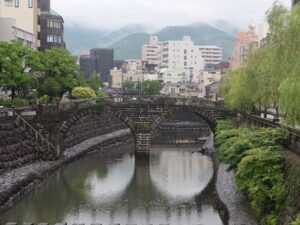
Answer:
159, 68, 189, 84
198, 46, 222, 65
0, 0, 40, 48
142, 36, 162, 65
161, 36, 204, 83
110, 68, 123, 89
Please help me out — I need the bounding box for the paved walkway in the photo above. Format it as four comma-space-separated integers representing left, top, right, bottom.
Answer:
217, 163, 257, 225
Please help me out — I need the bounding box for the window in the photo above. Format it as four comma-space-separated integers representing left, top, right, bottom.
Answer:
15, 0, 19, 7
47, 35, 62, 43
5, 0, 13, 7
28, 0, 33, 8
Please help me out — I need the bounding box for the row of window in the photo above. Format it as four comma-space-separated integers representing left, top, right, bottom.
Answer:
5, 0, 33, 8
47, 19, 62, 29
47, 35, 62, 43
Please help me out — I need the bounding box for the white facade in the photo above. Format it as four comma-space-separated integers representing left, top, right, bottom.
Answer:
0, 0, 40, 47
142, 36, 162, 65
198, 46, 222, 65
144, 74, 159, 81
199, 70, 222, 98
110, 68, 123, 89
159, 68, 189, 84
161, 36, 204, 83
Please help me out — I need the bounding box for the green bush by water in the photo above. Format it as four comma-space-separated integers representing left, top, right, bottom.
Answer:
215, 120, 288, 225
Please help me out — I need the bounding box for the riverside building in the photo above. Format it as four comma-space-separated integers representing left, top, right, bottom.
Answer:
0, 0, 40, 48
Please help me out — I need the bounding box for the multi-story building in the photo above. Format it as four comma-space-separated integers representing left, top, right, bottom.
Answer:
39, 0, 65, 51
158, 68, 189, 84
142, 36, 162, 66
229, 24, 259, 69
80, 48, 114, 82
198, 46, 222, 65
160, 36, 204, 83
0, 0, 40, 48
110, 68, 123, 89
0, 17, 36, 47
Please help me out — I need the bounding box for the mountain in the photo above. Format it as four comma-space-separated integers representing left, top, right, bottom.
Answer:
64, 24, 150, 55
110, 23, 236, 60
65, 22, 237, 60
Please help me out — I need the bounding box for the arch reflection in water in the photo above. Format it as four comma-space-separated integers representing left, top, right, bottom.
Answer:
149, 146, 214, 201
0, 144, 223, 225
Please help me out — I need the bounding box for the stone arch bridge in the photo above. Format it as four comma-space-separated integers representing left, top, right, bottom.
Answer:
59, 98, 227, 156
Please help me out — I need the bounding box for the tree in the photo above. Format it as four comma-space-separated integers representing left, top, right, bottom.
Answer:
141, 80, 161, 95
0, 41, 38, 99
87, 73, 103, 92
38, 48, 84, 98
71, 87, 96, 99
123, 81, 135, 91
38, 77, 61, 102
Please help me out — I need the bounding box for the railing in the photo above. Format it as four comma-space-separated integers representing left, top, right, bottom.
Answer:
15, 112, 60, 157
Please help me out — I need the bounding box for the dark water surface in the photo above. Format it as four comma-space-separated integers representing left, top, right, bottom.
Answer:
0, 144, 223, 225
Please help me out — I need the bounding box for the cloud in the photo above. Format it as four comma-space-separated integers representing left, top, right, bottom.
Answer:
52, 0, 292, 30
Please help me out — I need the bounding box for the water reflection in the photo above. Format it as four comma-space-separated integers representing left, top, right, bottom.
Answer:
0, 144, 223, 225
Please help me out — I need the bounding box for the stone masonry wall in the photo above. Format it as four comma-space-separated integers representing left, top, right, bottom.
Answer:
0, 118, 54, 175
63, 114, 127, 149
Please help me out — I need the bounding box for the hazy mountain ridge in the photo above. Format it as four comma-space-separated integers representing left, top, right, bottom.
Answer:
65, 21, 237, 60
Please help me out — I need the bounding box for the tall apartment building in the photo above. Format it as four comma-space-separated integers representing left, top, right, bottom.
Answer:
161, 36, 204, 83
229, 24, 259, 69
80, 48, 114, 82
142, 36, 162, 65
0, 0, 40, 48
199, 46, 222, 65
39, 0, 65, 51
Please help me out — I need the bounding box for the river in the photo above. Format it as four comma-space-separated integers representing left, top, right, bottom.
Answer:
0, 139, 223, 225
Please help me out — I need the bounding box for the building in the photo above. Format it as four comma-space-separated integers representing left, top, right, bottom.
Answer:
229, 24, 259, 69
142, 36, 222, 84
205, 81, 222, 101
0, 17, 36, 48
110, 68, 123, 89
142, 36, 162, 66
160, 36, 204, 83
159, 68, 189, 84
0, 0, 40, 48
79, 55, 97, 80
199, 46, 222, 65
199, 69, 222, 98
80, 48, 114, 82
161, 82, 201, 98
39, 0, 65, 51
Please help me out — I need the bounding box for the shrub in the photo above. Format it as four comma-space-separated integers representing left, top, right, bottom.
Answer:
71, 87, 96, 99
291, 215, 300, 225
236, 148, 286, 225
0, 98, 29, 107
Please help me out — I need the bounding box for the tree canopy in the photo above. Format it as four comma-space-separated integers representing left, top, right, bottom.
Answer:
221, 3, 300, 126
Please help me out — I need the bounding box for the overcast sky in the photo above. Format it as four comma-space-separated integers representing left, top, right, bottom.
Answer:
52, 0, 292, 31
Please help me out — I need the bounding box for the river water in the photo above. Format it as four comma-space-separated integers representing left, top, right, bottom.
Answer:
0, 142, 223, 225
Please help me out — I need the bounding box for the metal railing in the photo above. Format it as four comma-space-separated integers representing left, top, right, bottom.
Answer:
15, 112, 60, 157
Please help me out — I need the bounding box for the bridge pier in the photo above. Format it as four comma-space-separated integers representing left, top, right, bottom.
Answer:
135, 133, 152, 158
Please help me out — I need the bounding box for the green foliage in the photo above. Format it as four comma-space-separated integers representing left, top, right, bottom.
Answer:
123, 81, 135, 91
38, 77, 61, 101
216, 120, 288, 224
221, 3, 300, 126
236, 148, 286, 225
39, 95, 50, 104
0, 98, 30, 107
39, 48, 84, 98
291, 215, 300, 225
97, 91, 109, 98
141, 80, 161, 95
87, 74, 103, 92
71, 87, 96, 99
0, 41, 38, 99
135, 123, 152, 132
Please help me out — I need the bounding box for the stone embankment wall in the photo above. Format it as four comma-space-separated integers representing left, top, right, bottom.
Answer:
63, 114, 127, 149
0, 118, 54, 175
